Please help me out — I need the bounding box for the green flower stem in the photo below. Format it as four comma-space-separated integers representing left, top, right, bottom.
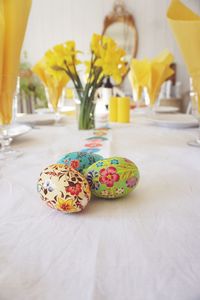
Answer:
78, 97, 95, 129
77, 68, 105, 130
73, 65, 83, 90
63, 59, 105, 130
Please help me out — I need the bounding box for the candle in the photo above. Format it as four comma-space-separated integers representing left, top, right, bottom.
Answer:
109, 96, 118, 122
117, 97, 130, 123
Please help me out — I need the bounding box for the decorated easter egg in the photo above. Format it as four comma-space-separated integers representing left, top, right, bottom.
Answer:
37, 164, 91, 213
85, 157, 139, 199
57, 152, 103, 173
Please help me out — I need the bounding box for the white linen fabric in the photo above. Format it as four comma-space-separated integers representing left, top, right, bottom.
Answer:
0, 116, 200, 300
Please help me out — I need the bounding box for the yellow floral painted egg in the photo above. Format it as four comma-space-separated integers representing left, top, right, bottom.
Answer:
37, 164, 91, 213
85, 157, 139, 199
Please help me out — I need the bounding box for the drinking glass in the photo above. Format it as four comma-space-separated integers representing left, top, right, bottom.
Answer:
45, 87, 64, 126
0, 84, 22, 160
143, 86, 162, 115
0, 125, 18, 160
59, 87, 76, 117
188, 76, 200, 147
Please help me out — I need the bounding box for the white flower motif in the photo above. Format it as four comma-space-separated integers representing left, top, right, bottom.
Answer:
101, 190, 110, 196
43, 180, 54, 192
115, 187, 124, 195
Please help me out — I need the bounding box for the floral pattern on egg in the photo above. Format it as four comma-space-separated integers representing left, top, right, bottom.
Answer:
57, 151, 103, 173
37, 164, 91, 213
85, 157, 139, 199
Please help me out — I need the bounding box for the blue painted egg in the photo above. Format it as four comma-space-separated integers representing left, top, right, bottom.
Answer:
57, 152, 104, 173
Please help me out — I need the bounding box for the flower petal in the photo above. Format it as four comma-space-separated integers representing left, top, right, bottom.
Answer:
107, 166, 117, 174
99, 168, 107, 176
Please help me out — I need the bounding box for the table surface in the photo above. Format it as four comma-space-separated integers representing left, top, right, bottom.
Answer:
0, 115, 200, 300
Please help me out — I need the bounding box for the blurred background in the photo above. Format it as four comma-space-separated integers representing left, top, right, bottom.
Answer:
16, 0, 200, 116
21, 0, 200, 92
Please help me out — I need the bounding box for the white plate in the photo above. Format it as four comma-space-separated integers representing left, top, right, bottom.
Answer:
0, 124, 31, 139
59, 106, 75, 113
16, 113, 56, 125
34, 108, 53, 114
147, 113, 199, 128
153, 106, 179, 113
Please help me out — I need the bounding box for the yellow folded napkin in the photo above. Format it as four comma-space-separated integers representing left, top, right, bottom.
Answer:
32, 59, 69, 112
0, 0, 32, 125
129, 50, 174, 106
148, 51, 174, 105
129, 59, 150, 102
0, 1, 4, 95
167, 0, 200, 112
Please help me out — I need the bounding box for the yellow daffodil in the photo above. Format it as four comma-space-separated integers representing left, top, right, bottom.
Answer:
84, 59, 104, 84
45, 41, 81, 76
91, 33, 102, 57
95, 39, 127, 84
84, 60, 94, 83
84, 60, 91, 74
90, 33, 127, 84
33, 34, 127, 129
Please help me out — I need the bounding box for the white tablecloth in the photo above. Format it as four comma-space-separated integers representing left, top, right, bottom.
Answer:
0, 116, 200, 300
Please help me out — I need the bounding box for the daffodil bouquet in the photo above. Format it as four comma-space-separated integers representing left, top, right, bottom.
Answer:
34, 34, 127, 129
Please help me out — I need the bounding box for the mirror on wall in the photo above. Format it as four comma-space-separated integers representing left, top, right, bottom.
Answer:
102, 0, 138, 63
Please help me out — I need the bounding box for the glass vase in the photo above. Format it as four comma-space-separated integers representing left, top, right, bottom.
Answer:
78, 100, 96, 130
74, 88, 96, 130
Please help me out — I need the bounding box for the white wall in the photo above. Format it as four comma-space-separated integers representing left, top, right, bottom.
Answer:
22, 0, 200, 93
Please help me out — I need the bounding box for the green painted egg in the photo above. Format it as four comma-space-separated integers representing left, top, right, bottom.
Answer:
85, 157, 139, 199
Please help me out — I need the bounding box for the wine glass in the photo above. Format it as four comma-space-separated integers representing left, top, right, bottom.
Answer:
0, 83, 22, 160
188, 76, 200, 147
0, 125, 17, 160
143, 86, 162, 115
45, 86, 65, 126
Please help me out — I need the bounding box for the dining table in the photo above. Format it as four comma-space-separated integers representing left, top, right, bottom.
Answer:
0, 112, 200, 300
